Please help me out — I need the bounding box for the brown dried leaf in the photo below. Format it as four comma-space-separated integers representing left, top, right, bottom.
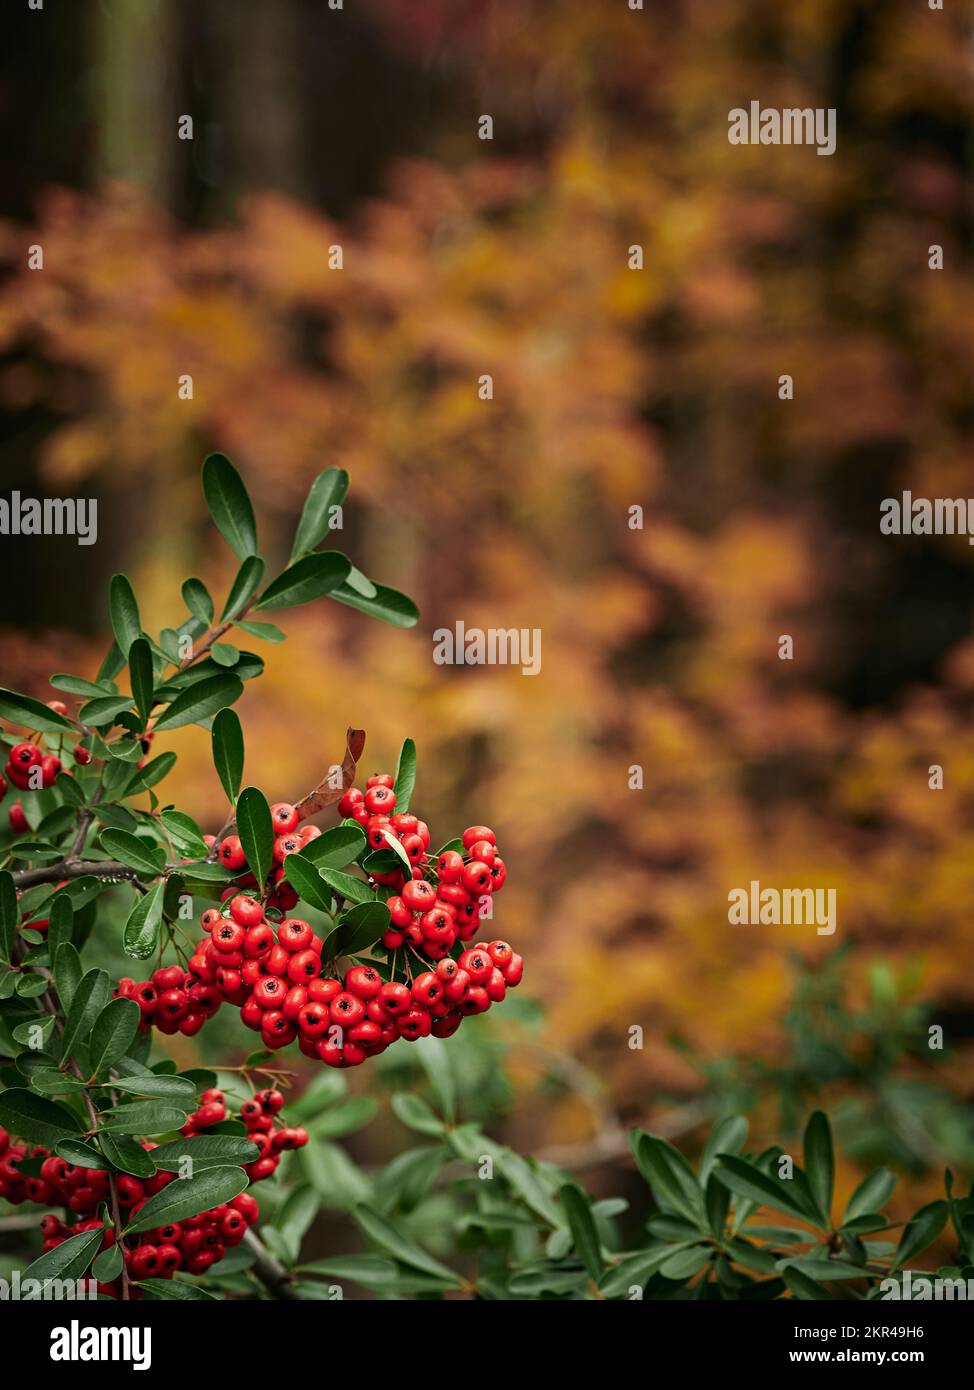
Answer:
295, 727, 366, 820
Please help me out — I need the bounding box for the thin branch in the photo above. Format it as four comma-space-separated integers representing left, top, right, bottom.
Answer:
243, 1228, 300, 1299
12, 860, 142, 889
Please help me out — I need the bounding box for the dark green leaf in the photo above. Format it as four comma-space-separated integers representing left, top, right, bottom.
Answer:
319, 868, 372, 904
844, 1168, 896, 1225
125, 1165, 249, 1233
803, 1110, 834, 1227
236, 786, 274, 887
328, 580, 419, 628
109, 574, 142, 653
51, 674, 116, 699
61, 968, 111, 1059
0, 1088, 82, 1146
78, 694, 135, 727
159, 809, 208, 857
89, 997, 140, 1077
300, 824, 367, 869
100, 1101, 188, 1134
150, 1135, 260, 1172
353, 1206, 461, 1285
153, 674, 244, 731
53, 943, 82, 1011
22, 1225, 105, 1285
630, 1130, 708, 1228
92, 1244, 124, 1282
892, 1201, 948, 1271
781, 1265, 832, 1300
283, 853, 334, 912
55, 1138, 107, 1170
125, 751, 177, 796
202, 453, 258, 560
714, 1155, 816, 1225
137, 1277, 218, 1300
128, 638, 154, 724
257, 551, 351, 611
211, 707, 244, 803
0, 688, 75, 734
181, 578, 214, 627
97, 1131, 158, 1177
323, 900, 389, 957
122, 881, 165, 960
0, 870, 15, 961
390, 1093, 444, 1137
392, 738, 417, 816
221, 555, 265, 620
105, 1074, 196, 1102
100, 829, 166, 877
234, 619, 285, 643
291, 467, 349, 559
561, 1183, 604, 1280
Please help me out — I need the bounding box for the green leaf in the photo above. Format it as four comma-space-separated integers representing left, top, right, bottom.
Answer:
779, 1256, 871, 1281
55, 1138, 107, 1170
892, 1201, 948, 1271
699, 1114, 749, 1183
282, 853, 335, 913
159, 810, 208, 857
323, 900, 389, 957
221, 555, 265, 620
128, 637, 154, 724
803, 1110, 834, 1227
328, 580, 419, 628
97, 1131, 158, 1178
297, 1254, 398, 1288
0, 688, 75, 734
598, 1247, 676, 1298
392, 738, 417, 816
126, 751, 177, 796
89, 997, 140, 1077
202, 453, 258, 560
234, 619, 285, 643
299, 824, 367, 869
714, 1155, 815, 1225
53, 943, 83, 1011
92, 1244, 124, 1282
630, 1130, 707, 1229
256, 551, 351, 611
353, 1206, 462, 1286
0, 1088, 82, 1147
122, 881, 165, 960
109, 574, 142, 653
181, 578, 214, 627
29, 1068, 87, 1095
51, 674, 116, 699
106, 1074, 196, 1102
390, 1093, 444, 1137
291, 467, 349, 559
150, 1135, 260, 1172
0, 870, 15, 961
100, 1101, 189, 1134
153, 673, 244, 731
22, 1225, 105, 1286
561, 1183, 604, 1280
78, 694, 134, 726
100, 828, 167, 877
179, 859, 231, 883
236, 786, 274, 887
844, 1167, 896, 1225
319, 868, 372, 904
125, 1165, 249, 1233
659, 1245, 712, 1281
61, 968, 111, 1059
211, 707, 244, 804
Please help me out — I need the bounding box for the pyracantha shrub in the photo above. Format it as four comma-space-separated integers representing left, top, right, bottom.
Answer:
0, 453, 519, 1298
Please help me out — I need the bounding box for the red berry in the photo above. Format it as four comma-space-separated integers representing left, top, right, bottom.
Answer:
337, 787, 364, 818
402, 879, 436, 912
229, 894, 264, 928
345, 964, 382, 999
364, 784, 396, 815
211, 918, 246, 953
329, 992, 366, 1026
366, 773, 394, 789
218, 835, 247, 871
278, 917, 314, 953
461, 860, 492, 894
462, 825, 496, 849
270, 802, 299, 835
287, 949, 320, 985
379, 981, 411, 1016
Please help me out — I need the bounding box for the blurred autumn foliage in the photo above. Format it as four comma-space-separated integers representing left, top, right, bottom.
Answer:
0, 0, 972, 1191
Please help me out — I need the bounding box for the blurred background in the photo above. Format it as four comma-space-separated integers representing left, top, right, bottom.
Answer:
0, 0, 972, 1256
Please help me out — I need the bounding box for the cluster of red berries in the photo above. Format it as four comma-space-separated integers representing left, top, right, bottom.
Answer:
116, 961, 225, 1038
1, 701, 119, 831
0, 1087, 305, 1295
